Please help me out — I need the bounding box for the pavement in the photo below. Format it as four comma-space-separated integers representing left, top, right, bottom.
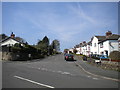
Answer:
74, 55, 119, 81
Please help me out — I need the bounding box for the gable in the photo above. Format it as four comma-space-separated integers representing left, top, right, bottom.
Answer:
1, 38, 19, 46
91, 36, 98, 42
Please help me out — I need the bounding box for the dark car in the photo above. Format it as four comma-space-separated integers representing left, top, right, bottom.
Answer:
64, 54, 74, 61
82, 55, 87, 61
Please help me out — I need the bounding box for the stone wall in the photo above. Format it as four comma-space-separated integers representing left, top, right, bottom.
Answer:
1, 52, 30, 61
1, 52, 12, 60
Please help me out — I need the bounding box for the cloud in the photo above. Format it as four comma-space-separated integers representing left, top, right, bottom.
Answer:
10, 2, 117, 50
15, 8, 86, 43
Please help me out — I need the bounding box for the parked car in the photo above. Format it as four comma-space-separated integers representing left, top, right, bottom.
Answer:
64, 54, 74, 61
100, 55, 108, 59
82, 55, 87, 61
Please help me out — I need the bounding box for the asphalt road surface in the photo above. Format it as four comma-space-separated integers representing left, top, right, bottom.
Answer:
2, 54, 120, 88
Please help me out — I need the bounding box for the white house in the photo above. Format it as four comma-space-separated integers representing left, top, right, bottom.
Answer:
0, 32, 24, 47
90, 36, 105, 55
98, 34, 120, 56
80, 41, 87, 55
74, 41, 90, 56
72, 31, 120, 57
118, 37, 120, 51
68, 48, 74, 53
86, 41, 91, 56
75, 47, 81, 54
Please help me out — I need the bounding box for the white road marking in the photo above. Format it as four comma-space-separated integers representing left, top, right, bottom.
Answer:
74, 62, 120, 82
14, 75, 55, 88
61, 72, 70, 75
27, 66, 75, 76
87, 76, 91, 78
41, 68, 47, 71
57, 71, 63, 73
93, 78, 98, 80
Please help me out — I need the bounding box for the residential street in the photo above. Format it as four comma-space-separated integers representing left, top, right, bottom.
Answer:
2, 54, 119, 88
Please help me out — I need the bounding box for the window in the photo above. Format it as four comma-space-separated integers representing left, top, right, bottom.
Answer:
100, 43, 103, 48
94, 43, 96, 47
101, 52, 104, 55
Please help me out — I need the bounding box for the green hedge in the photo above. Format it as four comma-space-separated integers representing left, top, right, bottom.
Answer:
109, 51, 120, 60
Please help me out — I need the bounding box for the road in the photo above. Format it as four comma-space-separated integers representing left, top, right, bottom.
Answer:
2, 54, 119, 88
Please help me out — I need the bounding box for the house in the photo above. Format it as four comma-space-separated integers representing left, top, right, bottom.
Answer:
118, 37, 120, 51
68, 48, 74, 53
76, 47, 81, 54
90, 35, 105, 55
79, 43, 83, 54
86, 41, 91, 56
70, 31, 120, 57
81, 41, 87, 55
0, 32, 24, 47
98, 31, 120, 56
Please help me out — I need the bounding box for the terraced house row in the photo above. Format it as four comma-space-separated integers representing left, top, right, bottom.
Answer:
69, 31, 120, 57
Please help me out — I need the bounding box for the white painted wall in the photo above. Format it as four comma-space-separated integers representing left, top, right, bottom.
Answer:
118, 37, 120, 51
91, 36, 99, 54
82, 45, 87, 55
99, 40, 119, 56
86, 44, 91, 56
109, 40, 119, 52
99, 41, 109, 55
76, 47, 80, 54
1, 38, 19, 46
69, 48, 74, 53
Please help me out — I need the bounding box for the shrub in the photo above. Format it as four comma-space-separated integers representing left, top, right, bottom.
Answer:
109, 51, 120, 60
73, 49, 77, 54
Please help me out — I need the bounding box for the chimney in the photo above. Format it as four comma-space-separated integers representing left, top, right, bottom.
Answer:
11, 32, 15, 38
106, 31, 112, 38
83, 41, 86, 44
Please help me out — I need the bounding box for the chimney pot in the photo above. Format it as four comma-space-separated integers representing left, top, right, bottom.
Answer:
106, 31, 112, 38
11, 32, 15, 38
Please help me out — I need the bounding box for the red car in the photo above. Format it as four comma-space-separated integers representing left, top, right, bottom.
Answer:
64, 54, 74, 61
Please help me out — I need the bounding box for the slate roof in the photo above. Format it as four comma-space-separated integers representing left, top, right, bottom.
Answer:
95, 36, 106, 41
105, 34, 120, 40
98, 34, 120, 43
0, 37, 23, 44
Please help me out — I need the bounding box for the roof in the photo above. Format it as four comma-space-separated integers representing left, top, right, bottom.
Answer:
95, 36, 106, 41
98, 34, 120, 43
105, 34, 120, 40
0, 37, 23, 44
87, 41, 91, 45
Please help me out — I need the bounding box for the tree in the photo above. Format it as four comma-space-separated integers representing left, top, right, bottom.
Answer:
42, 36, 49, 46
48, 45, 54, 55
0, 34, 8, 41
36, 36, 50, 55
15, 37, 27, 44
51, 39, 60, 52
64, 49, 69, 53
73, 49, 77, 54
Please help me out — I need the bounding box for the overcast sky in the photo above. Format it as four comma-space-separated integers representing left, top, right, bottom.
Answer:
2, 2, 118, 51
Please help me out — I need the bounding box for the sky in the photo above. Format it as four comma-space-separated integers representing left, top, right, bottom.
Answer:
2, 2, 118, 51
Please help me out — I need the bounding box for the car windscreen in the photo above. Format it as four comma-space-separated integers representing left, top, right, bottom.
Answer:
65, 54, 73, 56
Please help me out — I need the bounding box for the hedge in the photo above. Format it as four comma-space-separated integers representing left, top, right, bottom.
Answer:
109, 51, 120, 60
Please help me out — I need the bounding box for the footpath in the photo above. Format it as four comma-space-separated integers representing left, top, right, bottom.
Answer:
74, 55, 119, 82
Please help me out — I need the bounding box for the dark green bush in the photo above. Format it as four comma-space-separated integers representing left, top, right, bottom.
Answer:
109, 51, 120, 60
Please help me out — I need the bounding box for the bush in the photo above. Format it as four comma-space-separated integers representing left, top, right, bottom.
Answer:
109, 51, 120, 60
73, 49, 77, 54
